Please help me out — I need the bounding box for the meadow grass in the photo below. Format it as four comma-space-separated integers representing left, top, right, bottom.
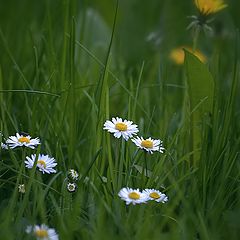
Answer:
0, 0, 240, 239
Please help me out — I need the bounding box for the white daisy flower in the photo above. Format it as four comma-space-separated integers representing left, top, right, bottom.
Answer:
25, 154, 57, 174
103, 117, 139, 141
67, 182, 77, 192
18, 184, 26, 194
68, 169, 79, 181
143, 189, 168, 203
118, 187, 148, 205
26, 224, 59, 240
5, 133, 40, 149
131, 136, 164, 154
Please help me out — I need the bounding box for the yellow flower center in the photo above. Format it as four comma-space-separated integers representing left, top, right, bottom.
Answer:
128, 192, 140, 200
37, 160, 46, 168
115, 123, 127, 131
141, 140, 153, 149
149, 192, 160, 199
35, 229, 48, 238
18, 137, 30, 143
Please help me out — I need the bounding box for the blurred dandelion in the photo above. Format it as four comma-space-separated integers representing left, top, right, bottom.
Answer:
170, 47, 206, 65
103, 117, 139, 141
25, 154, 57, 174
26, 224, 59, 240
131, 136, 164, 154
146, 30, 162, 48
5, 133, 40, 149
194, 0, 227, 15
188, 0, 227, 36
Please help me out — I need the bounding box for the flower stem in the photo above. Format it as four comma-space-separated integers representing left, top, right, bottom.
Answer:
193, 26, 200, 52
144, 152, 148, 185
117, 138, 125, 190
126, 149, 139, 186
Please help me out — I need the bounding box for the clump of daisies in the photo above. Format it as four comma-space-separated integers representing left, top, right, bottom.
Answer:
118, 187, 168, 205
66, 169, 79, 193
103, 116, 165, 154
103, 117, 139, 141
3, 132, 40, 149
25, 154, 57, 174
26, 224, 59, 240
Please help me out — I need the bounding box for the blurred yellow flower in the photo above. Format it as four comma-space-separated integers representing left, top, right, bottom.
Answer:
194, 0, 227, 15
169, 47, 206, 65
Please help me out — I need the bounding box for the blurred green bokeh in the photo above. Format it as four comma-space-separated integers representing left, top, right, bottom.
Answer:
1, 0, 239, 69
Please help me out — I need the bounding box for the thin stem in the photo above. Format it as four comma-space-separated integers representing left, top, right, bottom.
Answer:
126, 149, 139, 186
144, 152, 148, 186
117, 138, 125, 190
193, 26, 200, 52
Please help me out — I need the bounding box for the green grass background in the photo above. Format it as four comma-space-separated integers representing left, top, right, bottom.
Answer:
0, 0, 240, 239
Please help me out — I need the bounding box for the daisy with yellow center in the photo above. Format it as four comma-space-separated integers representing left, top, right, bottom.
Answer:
194, 0, 227, 15
143, 189, 168, 203
25, 154, 57, 174
103, 117, 139, 141
26, 224, 59, 240
131, 136, 164, 154
5, 133, 40, 149
118, 187, 148, 205
170, 47, 206, 65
